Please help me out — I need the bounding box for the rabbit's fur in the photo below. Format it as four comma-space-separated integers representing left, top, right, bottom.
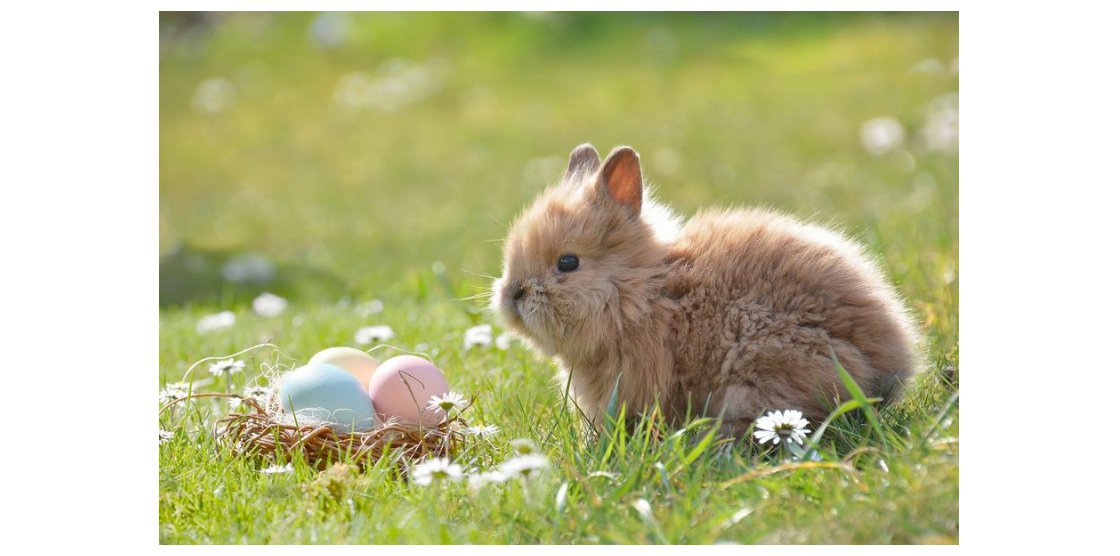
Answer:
492, 144, 920, 434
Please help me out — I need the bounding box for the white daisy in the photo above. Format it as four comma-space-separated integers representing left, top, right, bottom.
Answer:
860, 116, 905, 156
752, 409, 812, 446
191, 77, 236, 114
242, 385, 271, 403
411, 457, 463, 485
159, 382, 191, 405
632, 498, 655, 523
252, 292, 288, 317
509, 438, 537, 455
467, 470, 509, 490
357, 299, 384, 316
587, 470, 619, 481
261, 463, 294, 475
922, 96, 959, 153
159, 430, 175, 445
231, 385, 272, 410
463, 324, 493, 349
427, 391, 468, 415
208, 358, 246, 377
498, 454, 549, 479
464, 424, 500, 437
355, 325, 394, 345
196, 310, 236, 333
722, 508, 753, 529
495, 331, 516, 350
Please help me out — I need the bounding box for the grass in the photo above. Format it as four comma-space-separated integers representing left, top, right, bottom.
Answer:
159, 12, 958, 544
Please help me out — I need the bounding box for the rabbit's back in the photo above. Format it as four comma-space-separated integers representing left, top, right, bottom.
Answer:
663, 208, 919, 429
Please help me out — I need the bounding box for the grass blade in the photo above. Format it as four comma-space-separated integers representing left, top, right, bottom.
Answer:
605, 372, 623, 421
681, 421, 719, 469
830, 349, 888, 446
918, 391, 959, 449
805, 398, 864, 449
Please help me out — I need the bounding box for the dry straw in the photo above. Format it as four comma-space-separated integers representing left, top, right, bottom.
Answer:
215, 396, 472, 472
161, 343, 475, 472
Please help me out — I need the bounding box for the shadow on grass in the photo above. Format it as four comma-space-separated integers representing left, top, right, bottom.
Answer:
159, 242, 351, 308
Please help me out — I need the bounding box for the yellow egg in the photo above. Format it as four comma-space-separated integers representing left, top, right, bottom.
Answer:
308, 347, 381, 391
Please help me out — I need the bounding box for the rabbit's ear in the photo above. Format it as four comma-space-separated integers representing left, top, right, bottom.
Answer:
564, 143, 600, 182
597, 146, 643, 217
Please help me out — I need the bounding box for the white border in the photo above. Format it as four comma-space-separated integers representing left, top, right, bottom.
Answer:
20, 1, 1120, 553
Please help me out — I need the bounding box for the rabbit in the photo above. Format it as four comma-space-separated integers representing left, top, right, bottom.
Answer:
491, 143, 921, 435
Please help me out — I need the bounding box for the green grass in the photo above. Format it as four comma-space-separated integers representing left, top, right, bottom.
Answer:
160, 12, 958, 544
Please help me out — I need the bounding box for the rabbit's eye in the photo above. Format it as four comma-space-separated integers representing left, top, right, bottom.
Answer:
557, 254, 580, 272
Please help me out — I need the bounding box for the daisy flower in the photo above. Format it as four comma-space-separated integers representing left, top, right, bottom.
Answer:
921, 93, 959, 153
632, 498, 655, 524
231, 384, 272, 410
251, 292, 288, 317
463, 324, 493, 349
752, 409, 812, 446
860, 116, 905, 156
495, 332, 516, 351
464, 424, 500, 437
242, 385, 271, 403
467, 470, 509, 490
159, 430, 175, 445
427, 391, 468, 415
411, 457, 463, 485
159, 382, 191, 405
196, 310, 235, 333
498, 454, 549, 479
208, 358, 246, 377
355, 325, 394, 345
191, 77, 236, 114
509, 438, 537, 455
357, 299, 384, 316
722, 508, 753, 529
587, 470, 620, 481
261, 463, 294, 475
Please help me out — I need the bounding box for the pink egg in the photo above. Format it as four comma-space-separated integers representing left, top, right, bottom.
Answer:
367, 355, 449, 426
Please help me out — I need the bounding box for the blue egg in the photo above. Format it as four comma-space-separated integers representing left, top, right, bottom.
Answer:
279, 363, 377, 432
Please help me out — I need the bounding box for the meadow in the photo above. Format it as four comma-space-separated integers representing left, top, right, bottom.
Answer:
159, 12, 958, 544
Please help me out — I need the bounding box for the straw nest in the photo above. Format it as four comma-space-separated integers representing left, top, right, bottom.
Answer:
202, 394, 472, 471
162, 344, 475, 472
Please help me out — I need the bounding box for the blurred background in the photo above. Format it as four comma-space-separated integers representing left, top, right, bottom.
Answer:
159, 12, 957, 337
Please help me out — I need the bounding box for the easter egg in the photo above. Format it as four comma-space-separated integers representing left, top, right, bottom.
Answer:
308, 347, 381, 391
367, 355, 449, 426
279, 363, 377, 431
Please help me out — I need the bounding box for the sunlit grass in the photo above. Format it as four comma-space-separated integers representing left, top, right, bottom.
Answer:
160, 12, 958, 544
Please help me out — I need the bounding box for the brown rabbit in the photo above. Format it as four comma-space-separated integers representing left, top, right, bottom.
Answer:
491, 143, 920, 435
